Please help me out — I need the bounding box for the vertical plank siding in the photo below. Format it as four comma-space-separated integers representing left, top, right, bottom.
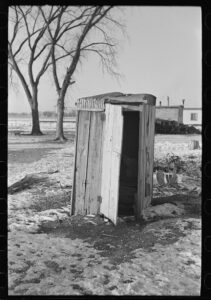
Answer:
70, 112, 79, 215
85, 112, 104, 214
73, 111, 91, 214
145, 105, 156, 209
137, 104, 156, 218
72, 111, 105, 215
137, 106, 146, 217
100, 104, 113, 217
143, 104, 152, 209
72, 94, 156, 223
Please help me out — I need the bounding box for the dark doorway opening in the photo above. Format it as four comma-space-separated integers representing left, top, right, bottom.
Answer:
118, 111, 139, 216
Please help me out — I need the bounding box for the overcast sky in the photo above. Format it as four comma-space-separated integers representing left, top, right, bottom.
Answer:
8, 6, 201, 113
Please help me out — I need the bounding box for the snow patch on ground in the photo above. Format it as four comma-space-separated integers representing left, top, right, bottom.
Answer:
142, 203, 185, 221
8, 134, 201, 295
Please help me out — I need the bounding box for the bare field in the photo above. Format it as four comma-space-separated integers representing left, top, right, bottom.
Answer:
8, 131, 201, 296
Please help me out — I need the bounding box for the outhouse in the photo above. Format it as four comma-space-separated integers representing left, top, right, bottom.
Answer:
71, 92, 156, 224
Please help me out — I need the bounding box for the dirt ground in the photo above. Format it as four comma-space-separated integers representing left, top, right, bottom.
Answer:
8, 131, 201, 296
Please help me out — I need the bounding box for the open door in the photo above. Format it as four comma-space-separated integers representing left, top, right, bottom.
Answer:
100, 104, 123, 225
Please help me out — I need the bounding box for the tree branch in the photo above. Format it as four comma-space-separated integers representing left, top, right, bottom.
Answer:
35, 48, 53, 84
10, 7, 20, 45
51, 47, 61, 93
18, 6, 33, 50
12, 27, 42, 58
8, 45, 32, 102
34, 42, 52, 61
81, 41, 115, 50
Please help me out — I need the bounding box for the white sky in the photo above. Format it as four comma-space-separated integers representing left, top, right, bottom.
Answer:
8, 6, 202, 112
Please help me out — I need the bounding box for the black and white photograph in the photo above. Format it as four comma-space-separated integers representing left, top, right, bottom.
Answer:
8, 5, 201, 296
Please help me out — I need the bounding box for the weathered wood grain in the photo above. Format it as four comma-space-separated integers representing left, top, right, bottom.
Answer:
76, 97, 105, 111
137, 104, 156, 219
137, 106, 146, 219
101, 104, 123, 225
101, 104, 113, 218
72, 97, 156, 222
122, 105, 143, 111
74, 111, 91, 214
147, 105, 156, 204
144, 104, 152, 209
70, 111, 79, 215
109, 106, 123, 224
85, 112, 104, 214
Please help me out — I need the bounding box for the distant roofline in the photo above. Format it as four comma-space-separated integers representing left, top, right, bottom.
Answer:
183, 107, 202, 110
156, 106, 202, 110
156, 106, 183, 108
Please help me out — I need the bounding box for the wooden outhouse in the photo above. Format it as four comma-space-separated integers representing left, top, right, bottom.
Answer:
71, 92, 156, 224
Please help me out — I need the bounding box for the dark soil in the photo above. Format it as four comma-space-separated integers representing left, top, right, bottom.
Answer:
39, 215, 189, 265
38, 193, 201, 266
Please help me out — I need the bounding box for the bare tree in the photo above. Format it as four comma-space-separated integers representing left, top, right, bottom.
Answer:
40, 6, 125, 141
8, 6, 61, 135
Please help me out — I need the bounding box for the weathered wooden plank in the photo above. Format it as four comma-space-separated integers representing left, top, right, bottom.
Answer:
143, 104, 151, 209
74, 111, 91, 214
144, 105, 156, 210
108, 106, 123, 224
70, 111, 79, 215
137, 104, 156, 218
137, 105, 146, 219
122, 105, 143, 111
147, 105, 156, 206
85, 112, 104, 214
77, 97, 105, 111
100, 104, 113, 217
100, 104, 123, 224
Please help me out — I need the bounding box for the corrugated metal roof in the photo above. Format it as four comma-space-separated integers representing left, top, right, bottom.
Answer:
80, 92, 124, 100
77, 92, 156, 106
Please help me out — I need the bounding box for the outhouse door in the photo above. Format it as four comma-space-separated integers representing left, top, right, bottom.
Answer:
100, 104, 123, 225
100, 103, 154, 224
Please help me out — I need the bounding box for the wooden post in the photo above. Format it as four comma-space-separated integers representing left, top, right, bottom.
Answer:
189, 140, 200, 150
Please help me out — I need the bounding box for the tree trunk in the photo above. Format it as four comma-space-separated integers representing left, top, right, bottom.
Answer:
30, 90, 43, 135
55, 96, 67, 142
31, 107, 42, 135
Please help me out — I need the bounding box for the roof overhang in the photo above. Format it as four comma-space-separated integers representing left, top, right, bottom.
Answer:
76, 92, 156, 111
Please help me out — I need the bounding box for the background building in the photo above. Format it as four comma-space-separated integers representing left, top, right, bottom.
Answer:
183, 108, 202, 131
155, 105, 183, 123
155, 97, 201, 131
